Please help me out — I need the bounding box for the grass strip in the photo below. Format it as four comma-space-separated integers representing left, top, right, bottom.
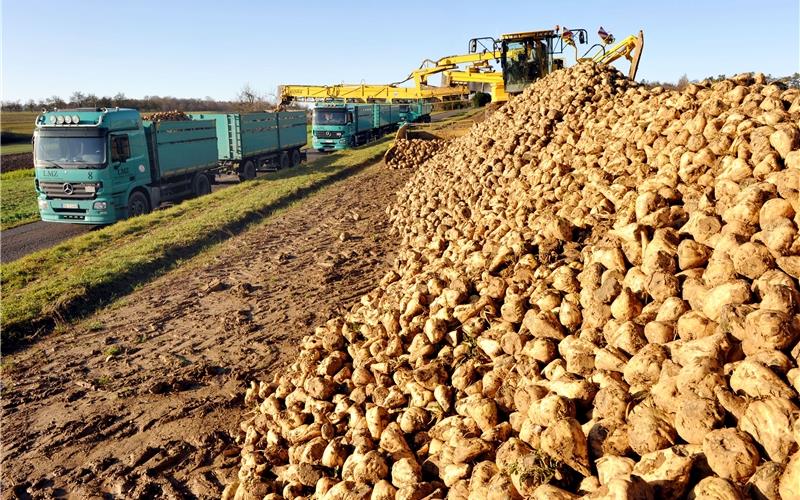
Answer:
1, 143, 32, 155
1, 139, 391, 347
1, 168, 37, 230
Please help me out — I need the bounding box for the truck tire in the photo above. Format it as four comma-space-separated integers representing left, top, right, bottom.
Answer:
192, 173, 211, 196
239, 160, 256, 181
279, 152, 290, 170
290, 149, 301, 167
127, 190, 151, 218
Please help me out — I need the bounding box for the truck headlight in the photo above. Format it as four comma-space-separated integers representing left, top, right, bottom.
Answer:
93, 201, 108, 210
38, 199, 48, 210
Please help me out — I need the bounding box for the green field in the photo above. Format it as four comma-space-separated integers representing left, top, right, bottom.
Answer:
1, 111, 37, 155
1, 111, 37, 136
0, 139, 392, 346
0, 169, 37, 230
1, 143, 32, 155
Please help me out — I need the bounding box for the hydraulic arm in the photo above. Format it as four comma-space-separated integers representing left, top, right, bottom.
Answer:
588, 30, 644, 80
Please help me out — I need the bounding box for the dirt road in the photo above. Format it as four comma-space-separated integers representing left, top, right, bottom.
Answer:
1, 161, 410, 499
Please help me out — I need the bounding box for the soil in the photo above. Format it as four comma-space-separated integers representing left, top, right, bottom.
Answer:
1, 162, 410, 499
1, 153, 33, 173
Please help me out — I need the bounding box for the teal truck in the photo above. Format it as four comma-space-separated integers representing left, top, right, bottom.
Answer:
33, 108, 308, 224
399, 102, 432, 123
33, 108, 218, 224
189, 111, 307, 180
312, 102, 404, 151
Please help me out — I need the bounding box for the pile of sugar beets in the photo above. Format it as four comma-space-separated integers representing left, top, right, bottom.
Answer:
225, 62, 800, 500
386, 139, 449, 170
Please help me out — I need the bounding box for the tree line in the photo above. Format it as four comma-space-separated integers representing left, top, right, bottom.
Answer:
0, 92, 243, 112
1, 85, 307, 113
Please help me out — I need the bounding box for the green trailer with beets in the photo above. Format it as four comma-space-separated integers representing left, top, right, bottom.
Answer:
189, 111, 307, 180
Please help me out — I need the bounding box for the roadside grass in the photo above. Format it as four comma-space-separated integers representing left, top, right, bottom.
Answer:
0, 168, 37, 230
0, 138, 392, 348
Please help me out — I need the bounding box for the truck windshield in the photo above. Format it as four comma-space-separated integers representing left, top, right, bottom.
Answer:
35, 136, 107, 168
314, 109, 347, 126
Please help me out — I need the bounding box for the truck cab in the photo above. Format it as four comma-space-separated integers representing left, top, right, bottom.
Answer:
311, 103, 353, 151
33, 108, 218, 224
33, 108, 151, 223
398, 102, 432, 124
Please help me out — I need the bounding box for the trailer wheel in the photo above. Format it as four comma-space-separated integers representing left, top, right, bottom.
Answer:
290, 149, 301, 167
192, 173, 211, 196
279, 152, 290, 170
239, 160, 256, 181
127, 190, 151, 218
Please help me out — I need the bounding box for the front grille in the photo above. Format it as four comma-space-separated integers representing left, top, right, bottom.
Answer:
39, 181, 97, 200
315, 130, 343, 139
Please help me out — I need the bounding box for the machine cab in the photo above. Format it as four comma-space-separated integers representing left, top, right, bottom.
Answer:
499, 28, 585, 95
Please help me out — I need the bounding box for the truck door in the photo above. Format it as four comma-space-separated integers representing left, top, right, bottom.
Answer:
109, 133, 149, 196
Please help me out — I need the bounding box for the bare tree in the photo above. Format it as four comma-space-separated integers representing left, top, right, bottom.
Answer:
46, 95, 66, 108
237, 83, 266, 112
676, 74, 690, 90
69, 91, 86, 106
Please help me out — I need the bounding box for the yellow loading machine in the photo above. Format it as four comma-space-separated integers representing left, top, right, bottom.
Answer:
279, 27, 644, 106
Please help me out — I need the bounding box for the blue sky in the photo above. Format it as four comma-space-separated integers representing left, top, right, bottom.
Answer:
2, 0, 798, 102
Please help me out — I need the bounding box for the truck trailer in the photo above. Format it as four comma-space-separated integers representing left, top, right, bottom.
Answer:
312, 102, 404, 151
33, 108, 218, 224
189, 111, 307, 180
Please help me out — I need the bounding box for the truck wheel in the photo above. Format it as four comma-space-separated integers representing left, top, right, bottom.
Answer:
192, 173, 211, 196
290, 149, 301, 167
279, 152, 290, 170
127, 191, 151, 218
239, 160, 256, 181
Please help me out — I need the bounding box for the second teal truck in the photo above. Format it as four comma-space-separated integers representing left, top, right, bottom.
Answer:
33, 108, 307, 224
312, 101, 431, 151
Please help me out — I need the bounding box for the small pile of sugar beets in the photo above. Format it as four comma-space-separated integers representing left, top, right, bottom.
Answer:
386, 138, 449, 170
141, 110, 191, 121
225, 62, 800, 500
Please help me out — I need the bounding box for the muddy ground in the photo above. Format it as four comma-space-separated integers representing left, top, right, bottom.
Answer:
1, 162, 410, 499
1, 153, 33, 173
